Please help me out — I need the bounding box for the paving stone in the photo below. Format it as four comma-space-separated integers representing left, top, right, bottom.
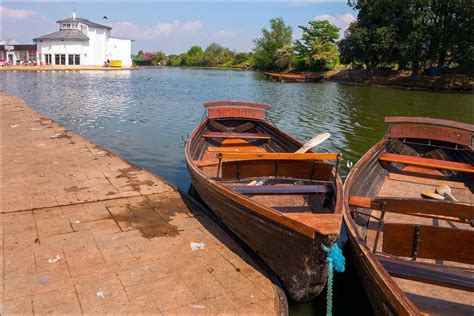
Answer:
74, 274, 129, 312
2, 296, 34, 315
1, 92, 283, 315
32, 285, 79, 314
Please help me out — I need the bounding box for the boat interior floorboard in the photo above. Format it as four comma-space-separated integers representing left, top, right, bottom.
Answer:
395, 278, 474, 315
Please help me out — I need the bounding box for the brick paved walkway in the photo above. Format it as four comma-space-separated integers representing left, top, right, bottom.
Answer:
0, 93, 286, 315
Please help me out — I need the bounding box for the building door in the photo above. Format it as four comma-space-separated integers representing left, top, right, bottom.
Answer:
7, 53, 14, 64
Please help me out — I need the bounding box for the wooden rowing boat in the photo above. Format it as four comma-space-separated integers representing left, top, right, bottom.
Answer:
264, 72, 324, 83
184, 101, 344, 302
343, 116, 473, 315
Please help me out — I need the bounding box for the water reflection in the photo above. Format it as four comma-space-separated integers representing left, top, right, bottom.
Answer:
1, 67, 472, 188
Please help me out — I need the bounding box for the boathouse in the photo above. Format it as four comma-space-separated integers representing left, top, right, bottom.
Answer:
0, 39, 37, 64
33, 13, 132, 67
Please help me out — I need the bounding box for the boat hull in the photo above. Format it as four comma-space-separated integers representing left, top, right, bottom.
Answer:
343, 115, 474, 315
265, 72, 324, 83
188, 163, 338, 302
343, 140, 420, 315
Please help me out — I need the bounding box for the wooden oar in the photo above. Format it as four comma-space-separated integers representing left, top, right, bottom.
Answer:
421, 191, 445, 200
295, 133, 331, 153
248, 133, 331, 187
436, 184, 458, 201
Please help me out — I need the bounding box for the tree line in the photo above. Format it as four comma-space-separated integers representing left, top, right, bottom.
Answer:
340, 0, 473, 73
134, 0, 473, 74
133, 18, 340, 72
133, 44, 253, 68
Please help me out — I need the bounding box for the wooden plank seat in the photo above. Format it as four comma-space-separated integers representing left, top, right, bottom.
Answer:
207, 146, 266, 153
376, 254, 474, 292
348, 196, 472, 223
203, 132, 271, 140
226, 184, 333, 195
380, 152, 474, 173
216, 152, 340, 161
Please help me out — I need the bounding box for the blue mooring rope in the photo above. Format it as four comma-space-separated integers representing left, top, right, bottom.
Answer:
323, 244, 345, 316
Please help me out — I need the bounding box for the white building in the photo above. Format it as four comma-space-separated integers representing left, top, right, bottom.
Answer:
34, 14, 132, 67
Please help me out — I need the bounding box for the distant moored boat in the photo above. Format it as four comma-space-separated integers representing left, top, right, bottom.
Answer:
264, 72, 324, 83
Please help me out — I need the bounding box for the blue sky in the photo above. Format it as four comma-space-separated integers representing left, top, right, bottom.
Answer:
1, 1, 356, 54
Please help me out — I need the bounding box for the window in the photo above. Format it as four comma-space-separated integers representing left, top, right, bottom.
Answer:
68, 54, 80, 65
19, 51, 27, 61
67, 54, 81, 65
54, 54, 66, 65
44, 54, 52, 64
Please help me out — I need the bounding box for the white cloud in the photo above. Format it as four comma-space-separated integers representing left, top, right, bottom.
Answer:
0, 6, 36, 20
315, 12, 356, 37
213, 30, 239, 39
181, 20, 202, 32
110, 19, 202, 40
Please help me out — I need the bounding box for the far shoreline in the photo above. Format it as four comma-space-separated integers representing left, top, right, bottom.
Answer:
3, 64, 472, 93
325, 68, 473, 93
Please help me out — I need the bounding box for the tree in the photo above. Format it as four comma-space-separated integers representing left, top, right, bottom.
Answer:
253, 18, 293, 70
183, 46, 203, 66
294, 20, 340, 71
201, 43, 232, 66
274, 45, 293, 69
233, 52, 252, 65
151, 51, 166, 66
343, 0, 474, 73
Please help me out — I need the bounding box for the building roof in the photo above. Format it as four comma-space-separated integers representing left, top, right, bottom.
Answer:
0, 44, 36, 51
0, 39, 20, 45
33, 29, 89, 42
57, 17, 112, 30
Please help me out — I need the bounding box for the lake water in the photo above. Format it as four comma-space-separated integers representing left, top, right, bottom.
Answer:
1, 67, 472, 314
2, 68, 472, 188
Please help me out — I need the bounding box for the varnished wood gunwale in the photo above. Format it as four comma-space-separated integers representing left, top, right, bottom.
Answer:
385, 116, 474, 132
204, 100, 271, 110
